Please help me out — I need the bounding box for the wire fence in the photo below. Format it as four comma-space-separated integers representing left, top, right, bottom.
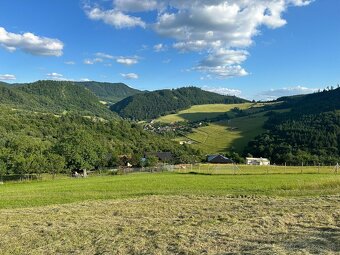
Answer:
173, 163, 340, 175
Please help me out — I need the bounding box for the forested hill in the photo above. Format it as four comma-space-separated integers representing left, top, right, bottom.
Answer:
277, 87, 340, 115
246, 88, 340, 165
111, 87, 249, 120
0, 80, 115, 118
72, 81, 141, 103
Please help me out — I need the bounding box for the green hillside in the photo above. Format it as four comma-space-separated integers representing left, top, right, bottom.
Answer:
247, 88, 340, 164
111, 87, 249, 120
156, 103, 267, 123
0, 105, 201, 177
73, 81, 141, 103
182, 112, 268, 154
0, 80, 115, 118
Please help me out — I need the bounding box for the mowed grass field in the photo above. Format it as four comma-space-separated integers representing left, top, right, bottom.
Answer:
157, 103, 273, 154
1, 172, 340, 254
184, 111, 268, 153
156, 103, 255, 123
0, 172, 340, 254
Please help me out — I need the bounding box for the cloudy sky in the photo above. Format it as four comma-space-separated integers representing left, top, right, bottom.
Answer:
0, 0, 339, 100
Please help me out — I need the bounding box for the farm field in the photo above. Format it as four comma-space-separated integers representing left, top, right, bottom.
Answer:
156, 103, 255, 123
0, 172, 339, 254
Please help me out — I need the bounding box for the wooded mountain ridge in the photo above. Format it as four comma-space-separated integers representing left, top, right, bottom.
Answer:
111, 87, 249, 120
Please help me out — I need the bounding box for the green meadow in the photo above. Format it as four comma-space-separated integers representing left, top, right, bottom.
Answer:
156, 103, 255, 123
1, 172, 339, 209
1, 172, 339, 254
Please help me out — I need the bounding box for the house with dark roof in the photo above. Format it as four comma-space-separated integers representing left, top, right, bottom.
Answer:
145, 152, 174, 163
207, 155, 233, 164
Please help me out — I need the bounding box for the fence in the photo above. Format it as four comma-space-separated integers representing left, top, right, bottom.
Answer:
173, 163, 340, 175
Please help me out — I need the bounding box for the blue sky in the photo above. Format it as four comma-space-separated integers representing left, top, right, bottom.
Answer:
0, 0, 339, 100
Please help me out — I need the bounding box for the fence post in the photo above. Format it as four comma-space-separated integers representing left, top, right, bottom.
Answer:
301, 162, 303, 174
318, 163, 320, 174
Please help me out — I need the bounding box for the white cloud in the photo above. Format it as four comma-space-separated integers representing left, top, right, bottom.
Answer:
116, 56, 139, 65
0, 27, 63, 56
114, 0, 160, 12
121, 73, 139, 79
84, 58, 103, 65
258, 85, 319, 100
202, 86, 242, 97
153, 43, 167, 52
85, 0, 313, 78
46, 72, 74, 81
0, 74, 16, 80
95, 52, 115, 59
64, 61, 76, 65
80, 78, 91, 82
85, 7, 145, 29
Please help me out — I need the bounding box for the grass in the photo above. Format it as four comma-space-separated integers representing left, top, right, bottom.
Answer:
1, 172, 340, 209
0, 195, 339, 254
156, 103, 255, 123
1, 172, 339, 254
156, 103, 273, 154
184, 111, 268, 153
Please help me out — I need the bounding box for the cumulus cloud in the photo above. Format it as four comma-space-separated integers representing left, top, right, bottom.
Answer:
258, 85, 319, 100
0, 27, 63, 56
116, 56, 139, 65
85, 7, 145, 28
0, 74, 16, 80
85, 0, 313, 78
202, 86, 242, 97
121, 73, 139, 79
114, 0, 160, 12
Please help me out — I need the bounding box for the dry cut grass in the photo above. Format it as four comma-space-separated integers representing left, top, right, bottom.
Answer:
0, 195, 339, 255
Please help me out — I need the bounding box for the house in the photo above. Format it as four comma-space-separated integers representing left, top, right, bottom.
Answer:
145, 152, 174, 163
207, 155, 234, 164
246, 157, 270, 166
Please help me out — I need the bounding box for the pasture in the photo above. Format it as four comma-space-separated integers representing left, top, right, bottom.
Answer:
183, 112, 268, 153
156, 103, 255, 123
0, 171, 339, 254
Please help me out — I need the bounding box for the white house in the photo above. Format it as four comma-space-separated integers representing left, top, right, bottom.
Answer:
246, 157, 270, 166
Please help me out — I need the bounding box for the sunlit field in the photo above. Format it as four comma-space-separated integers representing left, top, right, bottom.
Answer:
1, 170, 339, 254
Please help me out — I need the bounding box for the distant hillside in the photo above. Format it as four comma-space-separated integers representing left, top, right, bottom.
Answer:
247, 88, 340, 164
277, 87, 340, 115
73, 81, 141, 103
0, 80, 115, 118
111, 87, 249, 120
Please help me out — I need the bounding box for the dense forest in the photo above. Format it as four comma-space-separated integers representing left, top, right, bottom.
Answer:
246, 88, 340, 165
111, 87, 248, 120
72, 81, 141, 103
0, 80, 116, 118
0, 106, 201, 178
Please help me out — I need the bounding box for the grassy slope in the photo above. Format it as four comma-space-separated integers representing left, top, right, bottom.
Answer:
157, 103, 271, 154
179, 111, 267, 154
0, 173, 339, 209
156, 103, 254, 123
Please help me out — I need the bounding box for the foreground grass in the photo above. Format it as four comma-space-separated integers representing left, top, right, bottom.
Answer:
1, 173, 340, 209
0, 196, 339, 254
